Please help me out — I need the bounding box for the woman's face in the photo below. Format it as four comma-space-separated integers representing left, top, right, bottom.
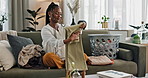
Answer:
49, 7, 62, 23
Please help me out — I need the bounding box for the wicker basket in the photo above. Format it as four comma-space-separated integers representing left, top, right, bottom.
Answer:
88, 34, 120, 59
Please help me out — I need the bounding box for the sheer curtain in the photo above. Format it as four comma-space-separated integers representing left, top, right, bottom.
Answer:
9, 0, 29, 31
0, 0, 8, 31
0, 0, 29, 31
143, 0, 148, 22
64, 0, 146, 30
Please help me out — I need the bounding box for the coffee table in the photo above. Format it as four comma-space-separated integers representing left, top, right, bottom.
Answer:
61, 74, 146, 78
60, 74, 98, 78
85, 74, 98, 78
85, 74, 147, 78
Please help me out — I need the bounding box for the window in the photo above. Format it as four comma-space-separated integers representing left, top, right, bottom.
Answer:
81, 0, 144, 29
83, 0, 108, 29
0, 0, 8, 31
64, 0, 146, 30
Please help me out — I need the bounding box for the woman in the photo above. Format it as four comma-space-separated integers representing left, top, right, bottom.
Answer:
41, 2, 87, 69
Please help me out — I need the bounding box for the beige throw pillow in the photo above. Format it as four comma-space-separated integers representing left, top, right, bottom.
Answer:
0, 40, 16, 71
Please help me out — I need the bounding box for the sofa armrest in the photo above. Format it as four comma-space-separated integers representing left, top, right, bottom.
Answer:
117, 48, 133, 61
119, 42, 146, 77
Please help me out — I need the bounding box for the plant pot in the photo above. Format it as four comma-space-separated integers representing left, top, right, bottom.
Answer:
133, 38, 141, 44
0, 24, 3, 31
102, 22, 108, 28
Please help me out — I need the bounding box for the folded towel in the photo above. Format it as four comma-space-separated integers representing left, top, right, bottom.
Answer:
88, 56, 114, 65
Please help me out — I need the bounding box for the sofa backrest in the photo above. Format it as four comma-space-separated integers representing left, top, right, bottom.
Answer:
17, 32, 42, 46
82, 30, 109, 56
18, 30, 109, 56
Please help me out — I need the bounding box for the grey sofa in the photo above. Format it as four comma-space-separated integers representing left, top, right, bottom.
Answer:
0, 30, 146, 78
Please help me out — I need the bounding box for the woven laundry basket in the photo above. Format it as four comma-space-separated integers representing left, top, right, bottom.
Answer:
88, 34, 120, 59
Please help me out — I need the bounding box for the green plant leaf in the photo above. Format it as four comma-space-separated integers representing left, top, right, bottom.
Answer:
27, 9, 37, 18
36, 7, 41, 13
102, 17, 104, 20
25, 18, 34, 21
32, 11, 37, 18
29, 21, 34, 26
104, 15, 106, 18
98, 22, 101, 23
37, 15, 45, 20
105, 17, 107, 21
34, 22, 39, 25
27, 9, 33, 14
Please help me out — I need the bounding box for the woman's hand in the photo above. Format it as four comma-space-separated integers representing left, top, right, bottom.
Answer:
79, 22, 86, 29
69, 31, 80, 41
63, 31, 80, 44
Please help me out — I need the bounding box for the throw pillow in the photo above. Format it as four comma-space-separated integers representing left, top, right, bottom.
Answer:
0, 40, 16, 71
7, 34, 34, 65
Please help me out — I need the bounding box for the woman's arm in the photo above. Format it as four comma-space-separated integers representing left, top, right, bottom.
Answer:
64, 31, 80, 44
64, 23, 86, 44
41, 27, 65, 47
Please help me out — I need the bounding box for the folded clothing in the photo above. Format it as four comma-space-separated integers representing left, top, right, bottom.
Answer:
88, 56, 114, 65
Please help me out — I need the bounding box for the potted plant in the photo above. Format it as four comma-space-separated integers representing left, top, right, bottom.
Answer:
67, 0, 80, 25
98, 15, 109, 28
0, 13, 7, 31
25, 7, 45, 31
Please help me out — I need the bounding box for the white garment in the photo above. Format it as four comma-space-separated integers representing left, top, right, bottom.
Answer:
41, 24, 65, 60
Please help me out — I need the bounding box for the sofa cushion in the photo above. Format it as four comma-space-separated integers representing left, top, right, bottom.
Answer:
0, 40, 16, 71
117, 48, 133, 61
87, 59, 137, 76
7, 35, 34, 65
0, 60, 137, 78
0, 30, 17, 41
0, 67, 65, 78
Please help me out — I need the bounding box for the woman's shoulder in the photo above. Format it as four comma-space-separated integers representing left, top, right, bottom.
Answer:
41, 24, 52, 33
42, 24, 52, 30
